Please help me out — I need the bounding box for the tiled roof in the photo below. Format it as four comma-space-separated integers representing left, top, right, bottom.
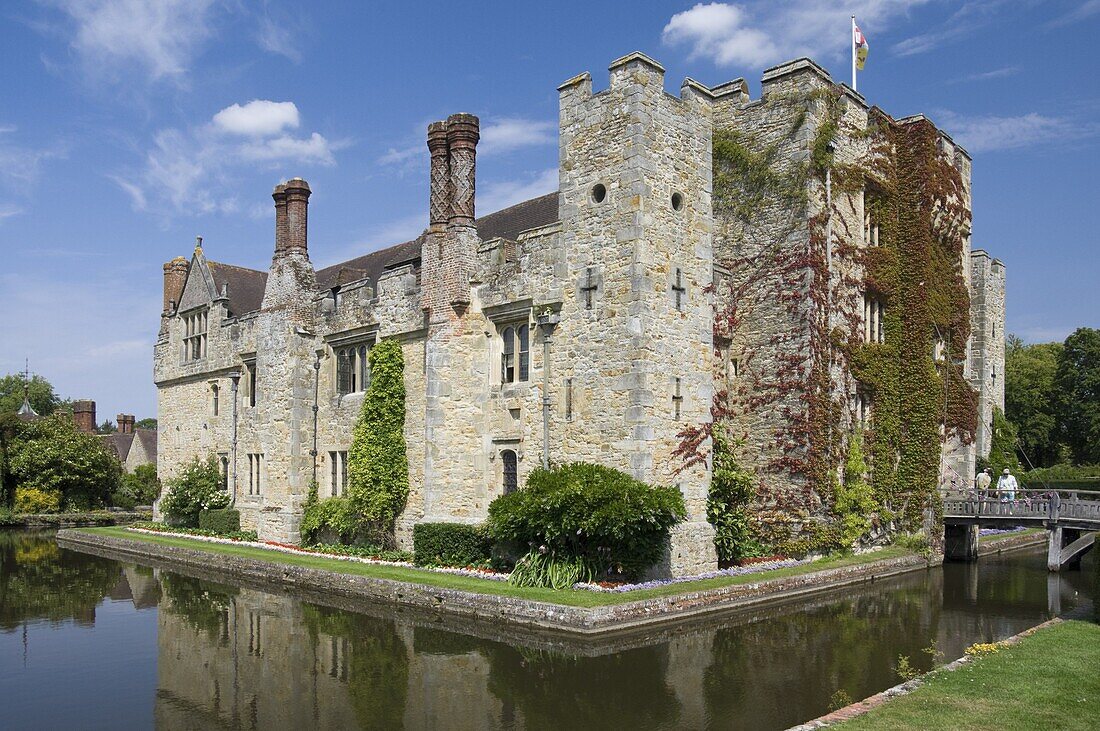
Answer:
135, 428, 157, 464
225, 193, 561, 313
102, 432, 134, 461
475, 192, 559, 241
207, 261, 268, 318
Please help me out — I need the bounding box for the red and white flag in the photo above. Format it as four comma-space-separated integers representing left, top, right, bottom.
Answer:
854, 24, 869, 70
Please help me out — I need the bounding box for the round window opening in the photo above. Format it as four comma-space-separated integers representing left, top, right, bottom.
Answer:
671, 192, 684, 211
591, 183, 607, 204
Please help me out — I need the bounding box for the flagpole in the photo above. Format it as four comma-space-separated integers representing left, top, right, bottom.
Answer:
851, 16, 857, 91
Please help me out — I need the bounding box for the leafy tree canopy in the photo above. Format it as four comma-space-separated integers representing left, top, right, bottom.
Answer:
8, 415, 121, 511
1054, 327, 1100, 465
0, 374, 65, 416
1005, 335, 1062, 468
135, 418, 158, 431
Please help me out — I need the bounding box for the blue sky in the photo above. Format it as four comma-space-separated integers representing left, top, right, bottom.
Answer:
1, 1, 1097, 422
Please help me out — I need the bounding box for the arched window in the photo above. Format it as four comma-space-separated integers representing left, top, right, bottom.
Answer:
501, 326, 516, 383
335, 342, 372, 396
358, 344, 370, 391
502, 450, 518, 494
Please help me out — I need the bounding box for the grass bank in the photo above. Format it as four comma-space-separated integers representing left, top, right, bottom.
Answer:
840, 620, 1100, 730
73, 526, 916, 608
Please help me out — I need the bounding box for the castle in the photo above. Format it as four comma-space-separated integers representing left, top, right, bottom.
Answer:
154, 53, 1005, 575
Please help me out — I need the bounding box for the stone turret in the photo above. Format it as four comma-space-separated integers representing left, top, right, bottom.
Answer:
162, 257, 189, 315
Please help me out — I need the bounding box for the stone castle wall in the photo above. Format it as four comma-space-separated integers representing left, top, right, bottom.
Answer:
968, 250, 1007, 460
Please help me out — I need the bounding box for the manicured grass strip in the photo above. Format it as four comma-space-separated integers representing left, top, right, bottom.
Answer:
840, 620, 1100, 730
978, 527, 1044, 543
70, 527, 915, 608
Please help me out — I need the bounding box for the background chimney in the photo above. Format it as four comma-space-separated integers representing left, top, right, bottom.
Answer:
272, 183, 288, 258
116, 414, 134, 434
446, 114, 479, 228
427, 121, 450, 230
72, 400, 96, 433
162, 257, 189, 314
283, 178, 311, 257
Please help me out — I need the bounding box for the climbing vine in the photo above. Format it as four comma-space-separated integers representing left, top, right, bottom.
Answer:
681, 81, 977, 555
347, 338, 409, 544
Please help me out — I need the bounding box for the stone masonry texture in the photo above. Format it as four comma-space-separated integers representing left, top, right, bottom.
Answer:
153, 52, 1004, 576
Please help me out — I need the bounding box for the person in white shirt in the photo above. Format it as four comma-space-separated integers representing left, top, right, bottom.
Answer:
976, 468, 992, 497
997, 468, 1018, 502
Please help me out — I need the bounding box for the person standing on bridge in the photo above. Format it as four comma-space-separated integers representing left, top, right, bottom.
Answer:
997, 468, 1018, 502
976, 468, 992, 497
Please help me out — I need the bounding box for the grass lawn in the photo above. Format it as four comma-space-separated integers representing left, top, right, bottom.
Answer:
979, 527, 1045, 543
70, 526, 916, 608
840, 620, 1100, 730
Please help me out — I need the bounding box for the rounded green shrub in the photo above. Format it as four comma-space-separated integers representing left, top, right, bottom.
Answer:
486, 462, 686, 581
160, 455, 229, 528
14, 486, 61, 514
413, 522, 492, 567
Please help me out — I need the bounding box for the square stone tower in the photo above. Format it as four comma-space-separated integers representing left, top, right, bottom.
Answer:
557, 53, 717, 575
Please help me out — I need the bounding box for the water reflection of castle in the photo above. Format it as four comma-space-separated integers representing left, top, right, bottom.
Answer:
151, 557, 1095, 731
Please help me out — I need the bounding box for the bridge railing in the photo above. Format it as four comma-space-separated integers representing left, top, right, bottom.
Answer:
941, 487, 1100, 523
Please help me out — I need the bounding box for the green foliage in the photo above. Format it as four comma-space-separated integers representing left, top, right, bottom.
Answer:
986, 407, 1022, 475
306, 543, 413, 563
487, 462, 686, 582
1017, 463, 1100, 486
413, 522, 492, 567
199, 508, 241, 534
112, 463, 160, 509
0, 413, 23, 508
1054, 327, 1100, 465
134, 418, 158, 431
0, 373, 65, 416
160, 454, 229, 527
712, 129, 806, 222
300, 496, 358, 544
829, 689, 854, 712
97, 419, 116, 434
14, 486, 61, 514
707, 424, 764, 563
508, 550, 598, 590
834, 431, 877, 548
1005, 335, 1062, 467
347, 338, 408, 543
8, 414, 121, 511
895, 654, 922, 682
894, 531, 934, 560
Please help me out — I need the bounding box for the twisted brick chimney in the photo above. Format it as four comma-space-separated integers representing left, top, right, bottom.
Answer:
72, 400, 96, 433
116, 414, 135, 434
446, 113, 479, 229
284, 178, 311, 258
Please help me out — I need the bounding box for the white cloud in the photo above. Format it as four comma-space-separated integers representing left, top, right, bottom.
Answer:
0, 125, 65, 191
1046, 0, 1100, 29
936, 112, 1094, 153
213, 100, 300, 137
951, 66, 1019, 84
479, 118, 556, 155
115, 103, 340, 217
478, 168, 558, 215
0, 203, 25, 222
256, 11, 303, 62
662, 1, 931, 69
41, 0, 218, 83
893, 0, 1011, 57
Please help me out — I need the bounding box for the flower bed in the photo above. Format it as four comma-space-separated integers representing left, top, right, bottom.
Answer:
978, 527, 1027, 537
572, 557, 807, 593
124, 525, 820, 593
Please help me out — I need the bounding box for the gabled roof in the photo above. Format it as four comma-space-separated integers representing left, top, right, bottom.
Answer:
316, 238, 422, 291
102, 432, 134, 461
207, 261, 268, 318
135, 429, 157, 464
475, 192, 558, 241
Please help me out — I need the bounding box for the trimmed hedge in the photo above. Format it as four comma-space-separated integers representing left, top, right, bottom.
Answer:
198, 508, 241, 535
413, 522, 492, 567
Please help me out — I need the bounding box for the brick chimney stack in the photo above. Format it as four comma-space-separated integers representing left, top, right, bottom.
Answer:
116, 414, 134, 434
272, 183, 288, 258
72, 400, 96, 433
283, 178, 311, 257
446, 113, 479, 229
162, 257, 189, 314
427, 121, 450, 232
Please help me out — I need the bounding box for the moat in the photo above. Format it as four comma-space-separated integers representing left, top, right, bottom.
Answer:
1, 530, 1095, 730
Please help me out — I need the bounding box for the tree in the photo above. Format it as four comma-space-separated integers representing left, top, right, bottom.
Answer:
1004, 335, 1062, 468
97, 419, 116, 434
113, 463, 161, 509
160, 455, 228, 527
985, 407, 1022, 476
8, 415, 122, 511
135, 418, 158, 431
347, 339, 408, 544
0, 374, 65, 416
1054, 327, 1100, 465
0, 413, 25, 509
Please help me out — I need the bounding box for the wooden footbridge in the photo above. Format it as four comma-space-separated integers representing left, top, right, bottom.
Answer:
941, 488, 1099, 572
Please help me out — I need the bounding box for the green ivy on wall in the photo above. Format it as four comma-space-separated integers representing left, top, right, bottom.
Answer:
347, 338, 409, 544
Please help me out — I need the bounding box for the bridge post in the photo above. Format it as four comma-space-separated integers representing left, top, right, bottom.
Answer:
1048, 525, 1064, 572
944, 524, 978, 562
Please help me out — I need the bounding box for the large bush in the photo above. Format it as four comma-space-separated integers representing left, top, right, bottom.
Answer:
834, 430, 876, 548
160, 455, 229, 527
413, 523, 492, 567
707, 423, 764, 563
14, 486, 61, 514
347, 339, 409, 544
8, 415, 121, 511
112, 464, 161, 509
487, 462, 686, 581
301, 495, 358, 545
